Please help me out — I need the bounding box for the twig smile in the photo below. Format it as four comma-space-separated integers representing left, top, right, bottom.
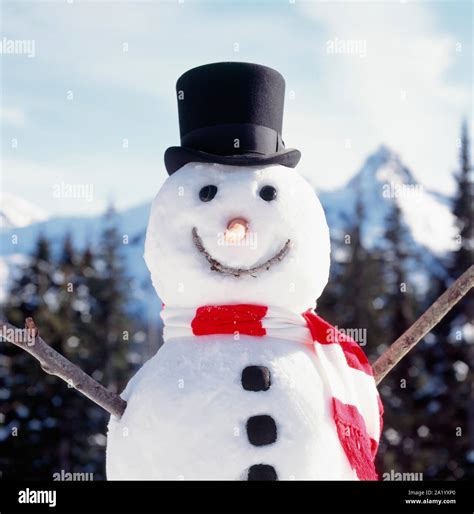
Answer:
191, 227, 291, 278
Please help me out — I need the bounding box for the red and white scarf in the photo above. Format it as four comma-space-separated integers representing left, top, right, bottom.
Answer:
161, 303, 383, 480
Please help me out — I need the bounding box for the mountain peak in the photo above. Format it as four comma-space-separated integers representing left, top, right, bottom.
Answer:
319, 145, 457, 260
372, 143, 399, 161
350, 144, 415, 189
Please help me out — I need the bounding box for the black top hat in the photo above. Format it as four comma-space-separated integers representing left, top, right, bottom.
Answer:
164, 62, 301, 175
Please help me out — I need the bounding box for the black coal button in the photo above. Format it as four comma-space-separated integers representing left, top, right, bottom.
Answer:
248, 464, 278, 481
241, 366, 271, 391
246, 415, 277, 446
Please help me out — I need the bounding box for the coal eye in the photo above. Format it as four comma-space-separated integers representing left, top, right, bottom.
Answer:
199, 185, 218, 202
259, 185, 277, 202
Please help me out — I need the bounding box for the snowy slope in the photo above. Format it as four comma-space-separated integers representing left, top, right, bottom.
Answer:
319, 145, 457, 255
0, 145, 457, 314
0, 192, 48, 230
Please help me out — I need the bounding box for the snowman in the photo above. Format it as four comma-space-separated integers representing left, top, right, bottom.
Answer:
106, 62, 383, 480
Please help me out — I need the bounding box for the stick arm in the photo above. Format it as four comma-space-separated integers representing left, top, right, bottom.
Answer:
0, 317, 126, 418
373, 265, 474, 385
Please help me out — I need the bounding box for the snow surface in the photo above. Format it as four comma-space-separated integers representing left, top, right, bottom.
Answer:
0, 192, 48, 230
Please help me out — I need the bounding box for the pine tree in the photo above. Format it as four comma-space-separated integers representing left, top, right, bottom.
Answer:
341, 197, 369, 328
391, 122, 474, 480
0, 217, 136, 479
59, 209, 135, 476
428, 122, 474, 480
375, 201, 422, 477
0, 235, 69, 478
84, 205, 132, 394
53, 235, 103, 477
383, 202, 418, 341
451, 121, 474, 276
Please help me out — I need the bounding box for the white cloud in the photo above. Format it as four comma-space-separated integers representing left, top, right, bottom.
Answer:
294, 1, 470, 192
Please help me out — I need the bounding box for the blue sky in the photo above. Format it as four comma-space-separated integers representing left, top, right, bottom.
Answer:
1, 0, 472, 216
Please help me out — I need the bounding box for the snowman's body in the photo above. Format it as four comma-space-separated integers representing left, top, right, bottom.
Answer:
107, 334, 355, 480
106, 162, 381, 480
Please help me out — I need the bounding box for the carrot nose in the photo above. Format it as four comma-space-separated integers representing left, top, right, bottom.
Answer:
224, 218, 248, 243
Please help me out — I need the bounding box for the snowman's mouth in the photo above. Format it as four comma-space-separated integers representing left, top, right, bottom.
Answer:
192, 227, 291, 278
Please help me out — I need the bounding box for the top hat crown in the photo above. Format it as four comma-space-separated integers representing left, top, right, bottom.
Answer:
164, 62, 301, 175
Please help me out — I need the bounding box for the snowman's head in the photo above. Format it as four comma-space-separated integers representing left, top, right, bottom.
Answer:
144, 163, 330, 313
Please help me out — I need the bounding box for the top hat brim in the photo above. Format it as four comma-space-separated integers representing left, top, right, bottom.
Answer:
164, 146, 301, 175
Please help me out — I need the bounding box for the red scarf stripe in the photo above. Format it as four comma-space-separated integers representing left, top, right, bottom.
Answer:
191, 304, 268, 337
332, 398, 378, 480
302, 310, 373, 376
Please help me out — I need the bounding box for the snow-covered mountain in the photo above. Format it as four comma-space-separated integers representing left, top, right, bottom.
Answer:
0, 145, 457, 314
319, 145, 457, 289
0, 192, 49, 230
319, 145, 457, 256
